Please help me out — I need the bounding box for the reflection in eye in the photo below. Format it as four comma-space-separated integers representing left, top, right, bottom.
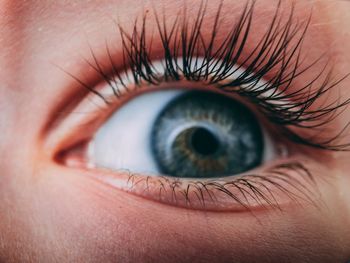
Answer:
58, 1, 349, 211
90, 90, 275, 178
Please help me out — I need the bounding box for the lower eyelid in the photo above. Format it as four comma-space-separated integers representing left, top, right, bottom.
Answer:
76, 157, 321, 213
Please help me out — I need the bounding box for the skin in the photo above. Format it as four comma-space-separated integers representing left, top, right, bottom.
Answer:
0, 0, 350, 262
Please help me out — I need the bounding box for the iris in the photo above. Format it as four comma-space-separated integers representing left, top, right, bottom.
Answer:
151, 91, 264, 178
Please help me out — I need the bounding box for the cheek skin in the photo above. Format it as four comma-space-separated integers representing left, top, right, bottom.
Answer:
4, 164, 348, 263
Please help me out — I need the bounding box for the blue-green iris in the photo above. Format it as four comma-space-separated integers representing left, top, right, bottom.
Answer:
151, 91, 264, 178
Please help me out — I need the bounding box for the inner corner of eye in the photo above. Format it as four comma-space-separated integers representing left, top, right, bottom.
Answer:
64, 87, 282, 179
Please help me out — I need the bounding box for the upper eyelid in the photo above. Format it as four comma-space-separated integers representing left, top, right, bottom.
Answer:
90, 5, 349, 148
38, 2, 317, 128
42, 1, 348, 151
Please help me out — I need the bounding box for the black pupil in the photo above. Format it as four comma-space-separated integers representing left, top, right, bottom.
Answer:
190, 128, 219, 156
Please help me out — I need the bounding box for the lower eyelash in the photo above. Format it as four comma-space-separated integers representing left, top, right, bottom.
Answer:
103, 161, 320, 212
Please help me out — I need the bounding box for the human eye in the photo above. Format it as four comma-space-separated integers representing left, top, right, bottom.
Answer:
3, 0, 350, 260
48, 1, 349, 214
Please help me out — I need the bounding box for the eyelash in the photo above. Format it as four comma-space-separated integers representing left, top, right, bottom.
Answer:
80, 0, 350, 151
61, 0, 349, 211
115, 161, 319, 211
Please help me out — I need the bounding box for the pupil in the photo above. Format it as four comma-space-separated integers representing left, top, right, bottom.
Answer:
190, 128, 219, 156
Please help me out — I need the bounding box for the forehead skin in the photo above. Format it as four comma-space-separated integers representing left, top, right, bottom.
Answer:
0, 0, 350, 262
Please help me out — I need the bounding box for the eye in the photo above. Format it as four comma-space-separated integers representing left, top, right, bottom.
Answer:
52, 2, 349, 212
89, 89, 276, 178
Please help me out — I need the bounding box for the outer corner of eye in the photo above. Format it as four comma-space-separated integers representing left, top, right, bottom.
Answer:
60, 87, 293, 212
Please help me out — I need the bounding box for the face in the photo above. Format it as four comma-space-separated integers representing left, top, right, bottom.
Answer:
0, 0, 350, 262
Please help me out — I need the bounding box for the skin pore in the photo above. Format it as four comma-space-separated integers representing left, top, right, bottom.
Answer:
0, 0, 350, 262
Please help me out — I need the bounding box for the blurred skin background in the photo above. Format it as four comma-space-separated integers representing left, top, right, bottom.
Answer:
0, 0, 350, 262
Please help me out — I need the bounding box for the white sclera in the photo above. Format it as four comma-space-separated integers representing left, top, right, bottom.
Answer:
89, 90, 184, 174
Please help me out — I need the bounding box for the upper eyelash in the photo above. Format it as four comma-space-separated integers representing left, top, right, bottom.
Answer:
80, 0, 350, 151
